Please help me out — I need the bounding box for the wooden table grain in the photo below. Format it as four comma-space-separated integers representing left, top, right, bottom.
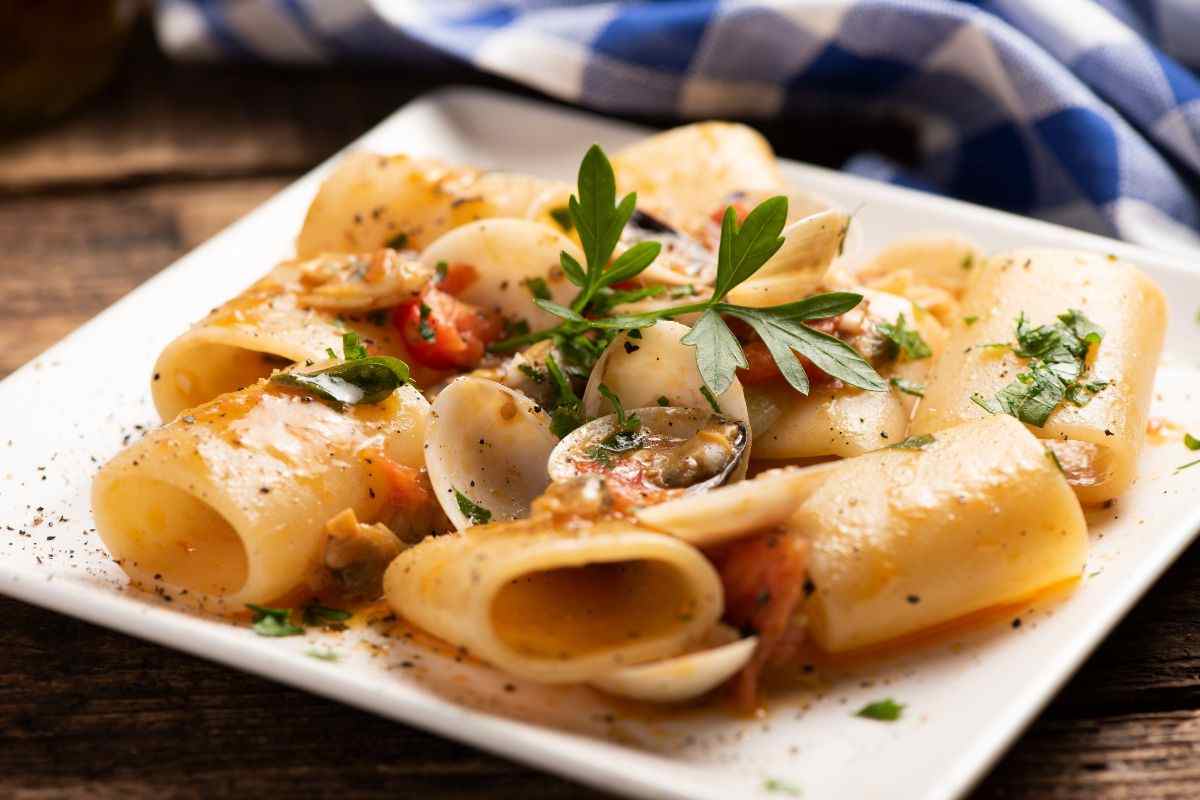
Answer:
4, 28, 1200, 800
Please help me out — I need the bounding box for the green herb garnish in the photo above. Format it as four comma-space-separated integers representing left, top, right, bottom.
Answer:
247, 604, 304, 637
656, 395, 670, 406
303, 603, 352, 626
434, 260, 449, 282
545, 354, 586, 437
889, 377, 925, 397
963, 315, 979, 326
855, 698, 904, 721
763, 777, 803, 796
972, 309, 1106, 427
888, 433, 934, 450
1177, 458, 1200, 474
877, 314, 931, 360
1046, 447, 1066, 474
597, 383, 640, 432
1185, 433, 1200, 451
699, 385, 722, 414
454, 489, 492, 525
549, 205, 573, 232
306, 648, 341, 662
489, 145, 884, 400
385, 232, 408, 250
417, 303, 436, 341
271, 332, 409, 410
523, 276, 553, 301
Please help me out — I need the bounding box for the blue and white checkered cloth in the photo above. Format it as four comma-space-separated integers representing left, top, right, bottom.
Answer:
157, 0, 1200, 254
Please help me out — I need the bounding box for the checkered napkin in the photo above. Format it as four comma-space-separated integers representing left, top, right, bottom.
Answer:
156, 0, 1200, 253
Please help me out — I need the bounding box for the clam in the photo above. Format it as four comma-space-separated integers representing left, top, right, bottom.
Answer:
725, 209, 853, 307
618, 209, 717, 286
295, 249, 431, 312
589, 624, 758, 703
419, 218, 582, 330
583, 320, 749, 423
548, 406, 750, 503
425, 377, 558, 530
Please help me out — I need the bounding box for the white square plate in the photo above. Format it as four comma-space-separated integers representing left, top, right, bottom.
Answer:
3, 88, 1199, 800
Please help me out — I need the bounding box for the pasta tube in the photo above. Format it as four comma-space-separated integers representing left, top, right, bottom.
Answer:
794, 415, 1087, 652
297, 152, 571, 258
152, 252, 432, 421
911, 249, 1167, 504
384, 520, 723, 683
94, 378, 430, 605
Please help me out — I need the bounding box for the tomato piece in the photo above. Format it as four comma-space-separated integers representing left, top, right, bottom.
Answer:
434, 262, 479, 295
712, 533, 810, 711
393, 287, 501, 370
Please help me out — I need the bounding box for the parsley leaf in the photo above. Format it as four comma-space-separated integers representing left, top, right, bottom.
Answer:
271, 332, 409, 410
888, 433, 935, 450
680, 309, 747, 396
1187, 433, 1200, 451
763, 778, 803, 796
877, 314, 932, 360
523, 277, 552, 301
303, 603, 352, 626
712, 197, 789, 298
890, 377, 925, 397
856, 698, 904, 721
341, 331, 368, 361
247, 604, 304, 637
454, 489, 492, 525
549, 205, 573, 232
417, 303, 436, 341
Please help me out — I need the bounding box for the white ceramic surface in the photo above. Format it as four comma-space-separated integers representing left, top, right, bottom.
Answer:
3, 88, 1199, 800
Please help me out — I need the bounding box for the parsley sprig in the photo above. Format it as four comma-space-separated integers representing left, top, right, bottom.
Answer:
491, 143, 885, 399
972, 310, 1107, 427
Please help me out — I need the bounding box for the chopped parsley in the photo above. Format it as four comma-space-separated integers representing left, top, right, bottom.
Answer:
544, 354, 586, 438
971, 309, 1106, 427
699, 384, 722, 414
877, 314, 932, 360
1176, 458, 1200, 474
247, 604, 304, 637
961, 253, 974, 271
1185, 433, 1200, 451
454, 489, 493, 525
889, 377, 925, 397
517, 363, 546, 383
549, 205, 573, 232
341, 331, 368, 360
385, 232, 409, 250
589, 384, 645, 462
888, 433, 934, 450
855, 698, 904, 721
306, 648, 341, 662
303, 603, 352, 626
963, 315, 979, 326
656, 395, 670, 407
417, 303, 436, 341
434, 260, 448, 282
763, 777, 803, 796
523, 276, 553, 301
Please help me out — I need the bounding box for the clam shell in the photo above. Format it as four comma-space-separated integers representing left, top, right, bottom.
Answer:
425, 377, 557, 530
547, 406, 749, 490
420, 218, 581, 330
589, 624, 757, 703
582, 320, 749, 423
726, 209, 853, 307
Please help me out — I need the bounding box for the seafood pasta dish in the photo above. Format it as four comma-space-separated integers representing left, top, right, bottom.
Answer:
91, 123, 1166, 711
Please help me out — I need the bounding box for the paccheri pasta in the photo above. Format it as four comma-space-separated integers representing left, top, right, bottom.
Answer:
93, 122, 1167, 712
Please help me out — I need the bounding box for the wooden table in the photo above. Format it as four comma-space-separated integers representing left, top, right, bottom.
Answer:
4, 28, 1200, 800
